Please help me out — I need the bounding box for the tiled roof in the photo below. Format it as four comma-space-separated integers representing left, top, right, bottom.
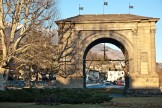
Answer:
56, 14, 159, 23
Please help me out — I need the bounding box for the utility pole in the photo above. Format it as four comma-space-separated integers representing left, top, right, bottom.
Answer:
101, 43, 108, 60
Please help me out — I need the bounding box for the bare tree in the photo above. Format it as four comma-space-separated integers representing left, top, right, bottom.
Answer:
56, 22, 79, 78
119, 61, 129, 77
13, 29, 58, 86
14, 21, 80, 85
0, 0, 59, 90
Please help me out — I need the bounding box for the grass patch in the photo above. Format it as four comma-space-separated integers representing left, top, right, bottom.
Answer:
0, 103, 126, 108
1, 97, 162, 108
108, 97, 162, 107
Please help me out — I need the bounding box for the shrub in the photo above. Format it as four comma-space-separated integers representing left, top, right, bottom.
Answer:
0, 88, 114, 104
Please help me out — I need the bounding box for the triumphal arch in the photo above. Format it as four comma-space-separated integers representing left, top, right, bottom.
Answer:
56, 14, 159, 89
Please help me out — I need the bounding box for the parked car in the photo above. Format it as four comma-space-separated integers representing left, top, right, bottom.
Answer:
113, 81, 117, 85
117, 80, 124, 86
104, 82, 111, 86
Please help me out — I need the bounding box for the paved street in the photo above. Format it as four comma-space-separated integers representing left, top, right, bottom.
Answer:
86, 83, 125, 89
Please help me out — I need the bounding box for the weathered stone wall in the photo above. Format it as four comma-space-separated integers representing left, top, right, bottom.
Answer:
156, 63, 162, 86
57, 18, 159, 89
56, 76, 83, 88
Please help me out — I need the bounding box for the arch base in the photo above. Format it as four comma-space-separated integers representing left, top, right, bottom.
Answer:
130, 75, 159, 89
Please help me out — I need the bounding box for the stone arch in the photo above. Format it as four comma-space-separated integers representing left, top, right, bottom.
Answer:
81, 31, 134, 68
56, 14, 159, 89
81, 31, 133, 60
81, 31, 134, 88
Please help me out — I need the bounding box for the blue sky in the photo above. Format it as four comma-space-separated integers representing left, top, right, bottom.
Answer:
59, 0, 162, 62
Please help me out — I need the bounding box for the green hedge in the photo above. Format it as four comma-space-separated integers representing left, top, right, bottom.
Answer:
0, 88, 121, 104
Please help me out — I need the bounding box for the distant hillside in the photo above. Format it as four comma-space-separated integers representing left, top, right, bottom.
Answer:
157, 62, 162, 75
157, 63, 162, 68
86, 44, 162, 65
86, 44, 124, 60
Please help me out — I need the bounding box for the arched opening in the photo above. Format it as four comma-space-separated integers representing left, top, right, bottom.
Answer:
83, 38, 129, 89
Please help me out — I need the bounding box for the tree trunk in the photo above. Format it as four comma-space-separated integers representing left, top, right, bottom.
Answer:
125, 76, 130, 89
